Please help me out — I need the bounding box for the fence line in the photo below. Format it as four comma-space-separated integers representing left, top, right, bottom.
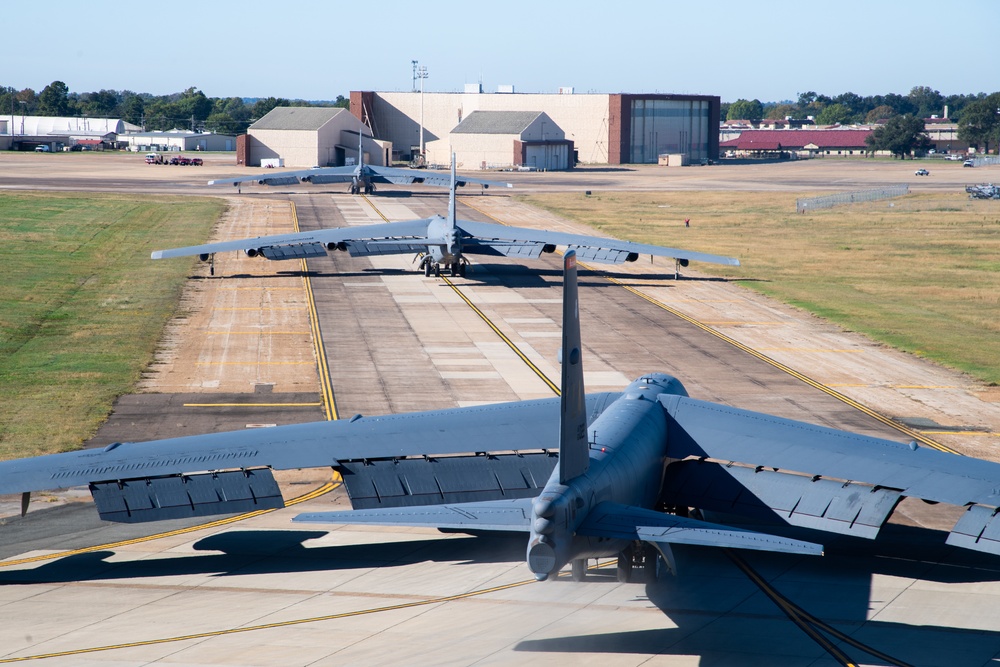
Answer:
970, 156, 1000, 167
796, 185, 910, 213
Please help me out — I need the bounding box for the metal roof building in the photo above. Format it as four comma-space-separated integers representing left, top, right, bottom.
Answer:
425, 110, 572, 170
245, 107, 388, 168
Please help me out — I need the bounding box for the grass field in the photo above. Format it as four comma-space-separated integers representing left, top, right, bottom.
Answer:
0, 192, 223, 460
519, 190, 1000, 385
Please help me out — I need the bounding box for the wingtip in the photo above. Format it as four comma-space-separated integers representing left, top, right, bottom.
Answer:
150, 251, 163, 260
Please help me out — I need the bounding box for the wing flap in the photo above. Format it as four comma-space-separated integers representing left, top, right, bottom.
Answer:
90, 468, 284, 523
339, 453, 555, 509
578, 502, 822, 555
947, 505, 1000, 555
660, 460, 901, 539
293, 498, 534, 532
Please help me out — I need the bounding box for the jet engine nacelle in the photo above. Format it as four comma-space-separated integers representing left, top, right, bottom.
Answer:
625, 252, 639, 262
198, 253, 211, 262
244, 248, 262, 258
541, 244, 557, 254
326, 242, 348, 252
678, 258, 689, 268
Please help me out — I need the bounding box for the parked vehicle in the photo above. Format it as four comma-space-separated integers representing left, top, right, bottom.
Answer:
34, 145, 51, 152
915, 168, 929, 176
964, 160, 976, 168
145, 153, 164, 164
189, 157, 203, 166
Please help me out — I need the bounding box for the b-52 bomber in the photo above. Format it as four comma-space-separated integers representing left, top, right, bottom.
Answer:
5, 251, 1000, 583
155, 155, 740, 278
208, 133, 511, 196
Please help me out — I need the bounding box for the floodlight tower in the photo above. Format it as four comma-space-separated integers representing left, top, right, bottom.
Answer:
417, 65, 429, 160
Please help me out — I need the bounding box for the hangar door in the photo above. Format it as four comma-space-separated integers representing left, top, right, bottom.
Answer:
525, 144, 569, 170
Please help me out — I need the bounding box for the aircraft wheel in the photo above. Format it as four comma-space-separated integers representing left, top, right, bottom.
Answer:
450, 262, 458, 276
423, 262, 431, 277
459, 262, 467, 277
617, 549, 633, 583
434, 264, 441, 277
571, 558, 587, 582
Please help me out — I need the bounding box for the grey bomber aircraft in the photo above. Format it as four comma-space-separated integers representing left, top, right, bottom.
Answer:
5, 251, 1000, 582
208, 133, 511, 196
155, 155, 740, 278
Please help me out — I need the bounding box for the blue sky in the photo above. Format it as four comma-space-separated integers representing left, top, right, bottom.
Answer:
4, 1, 998, 103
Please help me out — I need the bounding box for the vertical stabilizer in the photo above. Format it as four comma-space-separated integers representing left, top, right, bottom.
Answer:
448, 153, 457, 226
358, 131, 365, 168
559, 250, 589, 483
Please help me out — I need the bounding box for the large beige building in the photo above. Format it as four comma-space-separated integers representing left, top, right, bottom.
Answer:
352, 90, 720, 168
243, 107, 389, 168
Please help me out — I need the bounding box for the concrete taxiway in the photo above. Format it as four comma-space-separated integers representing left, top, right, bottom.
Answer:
2, 154, 1000, 665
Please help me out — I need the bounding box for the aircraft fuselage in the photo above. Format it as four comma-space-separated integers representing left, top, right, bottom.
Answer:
527, 373, 688, 579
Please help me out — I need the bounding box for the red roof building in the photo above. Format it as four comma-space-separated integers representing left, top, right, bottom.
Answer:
720, 129, 873, 156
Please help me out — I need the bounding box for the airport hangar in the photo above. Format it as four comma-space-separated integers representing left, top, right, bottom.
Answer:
240, 91, 720, 170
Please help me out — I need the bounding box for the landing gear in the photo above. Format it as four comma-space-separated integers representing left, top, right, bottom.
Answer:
423, 261, 432, 277
449, 262, 459, 276
617, 543, 658, 584
571, 558, 587, 582
349, 184, 358, 195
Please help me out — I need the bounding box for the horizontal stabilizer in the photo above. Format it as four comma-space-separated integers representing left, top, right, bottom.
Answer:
578, 502, 823, 556
294, 498, 534, 532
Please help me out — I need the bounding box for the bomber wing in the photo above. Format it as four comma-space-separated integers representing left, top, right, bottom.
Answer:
206, 165, 511, 190
208, 166, 358, 188
150, 219, 434, 261
364, 164, 513, 189
455, 219, 740, 267
659, 394, 1000, 555
0, 393, 621, 523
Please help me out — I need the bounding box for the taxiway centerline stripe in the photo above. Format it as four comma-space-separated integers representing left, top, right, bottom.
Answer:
0, 575, 537, 663
362, 197, 560, 396
459, 198, 956, 454
293, 201, 339, 422
443, 277, 560, 395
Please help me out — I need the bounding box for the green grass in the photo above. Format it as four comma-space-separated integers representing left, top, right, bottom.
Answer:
0, 192, 224, 459
519, 191, 1000, 385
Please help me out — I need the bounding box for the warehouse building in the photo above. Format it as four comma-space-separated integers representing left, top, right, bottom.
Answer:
351, 90, 719, 168
120, 129, 235, 153
426, 110, 572, 170
242, 107, 389, 168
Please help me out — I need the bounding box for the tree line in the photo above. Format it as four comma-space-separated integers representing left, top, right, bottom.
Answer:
724, 86, 1000, 154
0, 81, 348, 135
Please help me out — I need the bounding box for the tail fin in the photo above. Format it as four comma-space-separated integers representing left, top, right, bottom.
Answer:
559, 250, 589, 483
358, 131, 365, 168
448, 153, 457, 227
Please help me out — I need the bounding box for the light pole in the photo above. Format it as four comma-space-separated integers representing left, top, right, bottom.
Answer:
18, 100, 26, 138
417, 65, 428, 161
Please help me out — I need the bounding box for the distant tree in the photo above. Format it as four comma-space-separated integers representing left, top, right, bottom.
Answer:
957, 95, 1000, 154
865, 105, 897, 123
832, 92, 866, 117
332, 95, 349, 109
120, 93, 145, 126
815, 103, 855, 125
865, 115, 930, 158
727, 98, 763, 121
908, 85, 944, 118
38, 80, 72, 116
765, 103, 797, 120
251, 97, 290, 120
